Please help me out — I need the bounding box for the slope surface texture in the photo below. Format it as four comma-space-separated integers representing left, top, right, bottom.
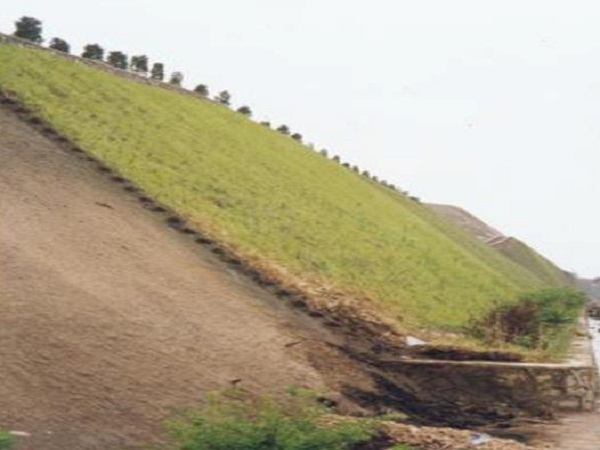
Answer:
0, 107, 353, 449
0, 41, 551, 331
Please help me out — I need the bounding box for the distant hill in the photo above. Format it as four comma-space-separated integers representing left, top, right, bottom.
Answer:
0, 38, 557, 333
577, 278, 600, 301
427, 203, 503, 242
427, 204, 572, 287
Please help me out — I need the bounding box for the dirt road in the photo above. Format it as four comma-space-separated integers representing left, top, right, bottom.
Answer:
0, 107, 352, 449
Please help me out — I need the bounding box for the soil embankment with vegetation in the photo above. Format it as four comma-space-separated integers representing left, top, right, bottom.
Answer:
0, 41, 562, 336
0, 33, 585, 450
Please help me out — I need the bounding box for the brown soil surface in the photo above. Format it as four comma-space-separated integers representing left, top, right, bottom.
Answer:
521, 410, 600, 450
381, 421, 538, 450
0, 107, 369, 449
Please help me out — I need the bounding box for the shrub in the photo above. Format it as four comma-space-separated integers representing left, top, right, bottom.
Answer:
107, 51, 128, 70
169, 72, 184, 86
216, 90, 231, 105
49, 37, 70, 53
260, 121, 271, 128
237, 106, 252, 116
194, 84, 209, 97
276, 124, 290, 135
165, 389, 376, 450
82, 44, 104, 60
14, 17, 43, 43
471, 287, 586, 353
151, 63, 165, 80
291, 133, 302, 142
131, 55, 149, 74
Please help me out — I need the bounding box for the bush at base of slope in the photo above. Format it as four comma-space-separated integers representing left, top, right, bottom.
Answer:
469, 287, 586, 357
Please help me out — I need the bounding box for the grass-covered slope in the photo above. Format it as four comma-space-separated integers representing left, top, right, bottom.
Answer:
0, 42, 550, 330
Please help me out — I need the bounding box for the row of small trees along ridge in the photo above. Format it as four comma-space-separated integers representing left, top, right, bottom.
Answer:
10, 16, 414, 199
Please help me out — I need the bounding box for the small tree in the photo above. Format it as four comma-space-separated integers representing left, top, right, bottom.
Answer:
107, 51, 128, 70
130, 55, 149, 74
362, 170, 370, 177
333, 155, 341, 163
14, 16, 43, 43
260, 121, 271, 128
237, 105, 252, 116
215, 90, 231, 105
82, 44, 104, 60
320, 149, 328, 157
194, 84, 209, 97
169, 71, 184, 86
277, 124, 290, 135
291, 133, 303, 142
49, 37, 70, 53
150, 63, 165, 80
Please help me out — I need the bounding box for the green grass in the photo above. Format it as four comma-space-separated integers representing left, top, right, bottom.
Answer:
165, 389, 377, 450
0, 42, 559, 331
0, 430, 13, 450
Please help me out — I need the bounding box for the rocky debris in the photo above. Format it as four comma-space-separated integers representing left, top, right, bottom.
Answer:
406, 336, 427, 347
9, 431, 30, 437
380, 422, 549, 450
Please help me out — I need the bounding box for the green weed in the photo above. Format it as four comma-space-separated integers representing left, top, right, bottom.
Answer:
164, 389, 376, 450
0, 430, 14, 450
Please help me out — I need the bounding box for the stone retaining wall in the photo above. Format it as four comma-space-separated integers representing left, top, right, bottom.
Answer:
378, 358, 596, 420
374, 321, 598, 421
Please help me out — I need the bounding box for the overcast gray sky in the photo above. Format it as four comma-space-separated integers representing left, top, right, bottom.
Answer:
3, 1, 600, 277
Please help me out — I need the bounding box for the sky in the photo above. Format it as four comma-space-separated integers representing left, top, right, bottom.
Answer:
3, 1, 600, 277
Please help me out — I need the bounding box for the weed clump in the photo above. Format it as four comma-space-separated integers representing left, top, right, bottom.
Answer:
165, 389, 377, 450
0, 430, 14, 450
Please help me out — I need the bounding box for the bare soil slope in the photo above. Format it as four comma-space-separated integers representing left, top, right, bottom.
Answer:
0, 107, 357, 449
